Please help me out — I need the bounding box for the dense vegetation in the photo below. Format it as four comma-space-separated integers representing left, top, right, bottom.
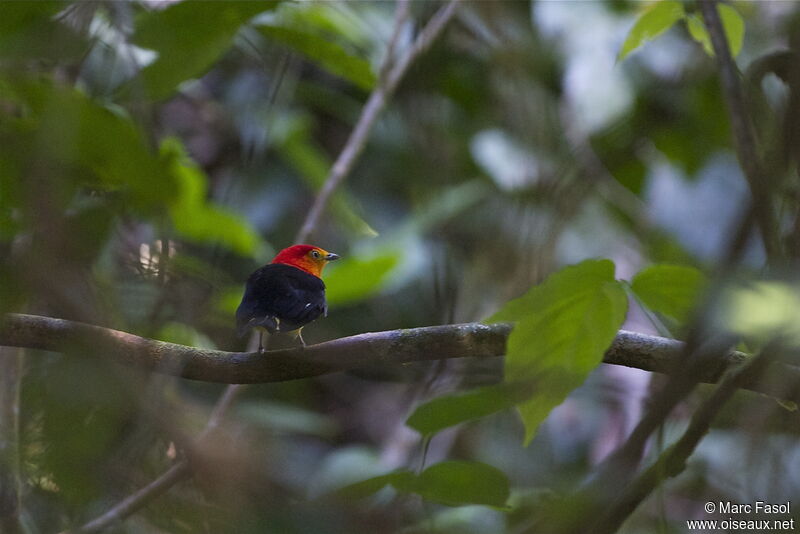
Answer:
1, 1, 799, 533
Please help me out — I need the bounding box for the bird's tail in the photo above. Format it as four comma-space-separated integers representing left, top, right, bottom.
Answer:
236, 316, 278, 338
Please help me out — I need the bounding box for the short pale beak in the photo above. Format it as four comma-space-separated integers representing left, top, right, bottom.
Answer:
325, 253, 340, 261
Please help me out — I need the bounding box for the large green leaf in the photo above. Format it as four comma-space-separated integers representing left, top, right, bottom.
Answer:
132, 0, 278, 100
686, 4, 745, 58
257, 25, 375, 90
162, 138, 261, 256
619, 1, 685, 61
335, 461, 510, 508
406, 381, 535, 438
414, 461, 510, 508
323, 252, 400, 306
487, 260, 628, 445
631, 264, 706, 323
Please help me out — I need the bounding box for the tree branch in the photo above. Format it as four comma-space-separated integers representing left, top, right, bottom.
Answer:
698, 0, 778, 257
588, 347, 773, 534
2, 313, 799, 402
65, 462, 191, 534
295, 0, 459, 243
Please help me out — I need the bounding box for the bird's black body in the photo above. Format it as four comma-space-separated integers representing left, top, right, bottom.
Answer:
236, 263, 327, 338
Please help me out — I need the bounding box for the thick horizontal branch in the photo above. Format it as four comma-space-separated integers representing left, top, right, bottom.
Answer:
1, 313, 799, 400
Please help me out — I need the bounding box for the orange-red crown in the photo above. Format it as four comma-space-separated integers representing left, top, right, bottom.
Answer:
271, 244, 339, 277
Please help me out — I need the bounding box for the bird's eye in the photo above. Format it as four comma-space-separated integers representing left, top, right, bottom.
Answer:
311, 250, 321, 259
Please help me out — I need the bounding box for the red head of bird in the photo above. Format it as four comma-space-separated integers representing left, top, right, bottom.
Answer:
271, 244, 340, 278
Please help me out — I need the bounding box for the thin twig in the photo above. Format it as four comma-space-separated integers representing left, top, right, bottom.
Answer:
63, 462, 191, 534
698, 0, 778, 258
379, 0, 411, 83
295, 0, 459, 243
588, 348, 773, 534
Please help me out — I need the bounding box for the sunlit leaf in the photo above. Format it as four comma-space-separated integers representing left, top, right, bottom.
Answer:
323, 252, 400, 306
631, 264, 706, 323
619, 0, 685, 61
686, 4, 745, 58
257, 25, 376, 90
725, 282, 800, 346
132, 0, 279, 100
487, 260, 628, 445
406, 381, 535, 437
633, 263, 705, 316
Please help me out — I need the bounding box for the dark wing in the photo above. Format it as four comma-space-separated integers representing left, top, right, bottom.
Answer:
236, 264, 326, 337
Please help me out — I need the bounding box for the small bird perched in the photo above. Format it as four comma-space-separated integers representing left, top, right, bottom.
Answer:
236, 244, 340, 352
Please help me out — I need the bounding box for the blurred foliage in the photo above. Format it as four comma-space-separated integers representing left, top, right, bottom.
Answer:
335, 460, 510, 508
1, 0, 800, 533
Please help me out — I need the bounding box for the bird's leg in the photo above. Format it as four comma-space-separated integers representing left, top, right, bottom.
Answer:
297, 329, 307, 348
258, 331, 264, 354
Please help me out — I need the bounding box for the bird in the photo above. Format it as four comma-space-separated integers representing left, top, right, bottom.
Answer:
236, 244, 340, 352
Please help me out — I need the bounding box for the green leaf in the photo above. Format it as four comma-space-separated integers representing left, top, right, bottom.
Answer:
414, 461, 510, 508
406, 381, 535, 437
258, 25, 376, 90
619, 1, 685, 60
686, 4, 745, 58
487, 260, 628, 445
335, 461, 510, 508
132, 0, 279, 100
631, 264, 706, 323
0, 1, 87, 65
162, 138, 261, 256
725, 282, 800, 347
0, 79, 177, 209
323, 252, 400, 306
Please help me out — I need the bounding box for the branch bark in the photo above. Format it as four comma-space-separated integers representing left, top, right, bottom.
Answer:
2, 313, 799, 402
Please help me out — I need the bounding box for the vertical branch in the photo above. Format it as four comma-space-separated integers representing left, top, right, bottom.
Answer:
698, 0, 779, 258
0, 348, 23, 534
295, 0, 459, 243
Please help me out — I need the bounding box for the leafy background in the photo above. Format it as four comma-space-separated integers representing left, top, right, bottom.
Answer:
2, 1, 800, 533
